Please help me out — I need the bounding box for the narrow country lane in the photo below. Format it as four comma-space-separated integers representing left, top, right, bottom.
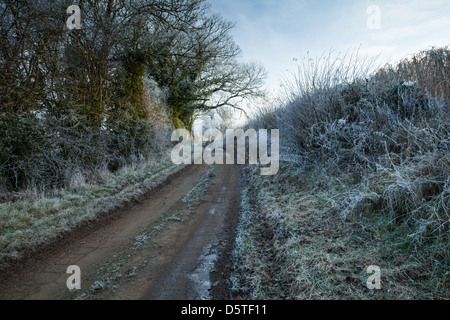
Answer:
0, 164, 242, 300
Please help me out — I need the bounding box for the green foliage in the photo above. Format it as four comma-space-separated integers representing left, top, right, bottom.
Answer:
116, 51, 148, 120
0, 114, 46, 189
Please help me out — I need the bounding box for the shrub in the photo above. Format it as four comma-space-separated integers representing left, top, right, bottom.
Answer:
0, 111, 171, 194
247, 46, 450, 279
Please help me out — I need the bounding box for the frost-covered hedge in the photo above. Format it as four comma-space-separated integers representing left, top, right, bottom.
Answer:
0, 112, 172, 194
249, 46, 450, 251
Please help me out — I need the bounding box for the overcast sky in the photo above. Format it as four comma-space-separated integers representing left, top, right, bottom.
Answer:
209, 0, 450, 96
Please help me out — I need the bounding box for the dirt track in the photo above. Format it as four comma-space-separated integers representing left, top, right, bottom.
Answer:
0, 164, 242, 300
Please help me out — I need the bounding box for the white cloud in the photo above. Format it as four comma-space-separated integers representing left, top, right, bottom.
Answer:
210, 0, 450, 93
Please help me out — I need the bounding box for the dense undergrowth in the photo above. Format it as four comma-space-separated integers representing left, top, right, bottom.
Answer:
0, 79, 172, 195
232, 47, 450, 299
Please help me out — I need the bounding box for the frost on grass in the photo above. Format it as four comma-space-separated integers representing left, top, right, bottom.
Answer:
182, 165, 216, 203
232, 163, 449, 300
134, 234, 151, 247
0, 157, 186, 271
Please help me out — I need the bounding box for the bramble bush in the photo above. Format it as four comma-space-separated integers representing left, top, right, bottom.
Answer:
249, 46, 450, 270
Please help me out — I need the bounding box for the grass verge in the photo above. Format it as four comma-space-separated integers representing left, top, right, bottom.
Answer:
231, 163, 449, 300
0, 155, 186, 272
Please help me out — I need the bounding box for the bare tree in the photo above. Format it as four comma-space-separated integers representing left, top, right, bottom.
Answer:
142, 4, 267, 129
